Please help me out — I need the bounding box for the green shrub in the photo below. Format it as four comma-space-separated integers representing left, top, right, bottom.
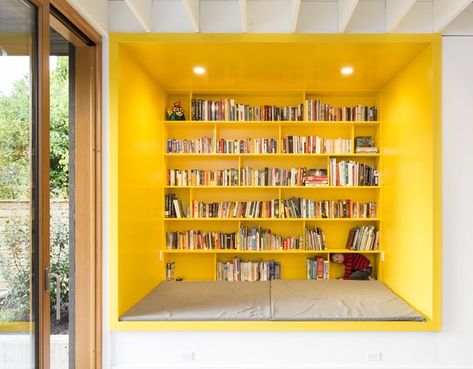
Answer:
0, 208, 69, 323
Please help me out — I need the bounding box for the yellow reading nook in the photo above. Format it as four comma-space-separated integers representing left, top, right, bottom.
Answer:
109, 34, 441, 331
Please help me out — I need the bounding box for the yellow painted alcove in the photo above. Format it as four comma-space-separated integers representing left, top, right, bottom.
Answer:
109, 34, 441, 331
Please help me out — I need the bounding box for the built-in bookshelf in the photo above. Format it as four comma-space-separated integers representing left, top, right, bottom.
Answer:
162, 94, 381, 281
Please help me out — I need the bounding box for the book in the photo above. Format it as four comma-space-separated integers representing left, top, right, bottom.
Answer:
305, 226, 327, 250
304, 168, 328, 186
190, 199, 280, 218
307, 257, 329, 280
168, 168, 239, 186
304, 99, 377, 121
166, 230, 237, 250
167, 136, 213, 154
192, 98, 304, 121
329, 159, 378, 186
345, 226, 379, 250
217, 258, 281, 281
240, 226, 303, 251
282, 135, 351, 154
165, 193, 186, 218
355, 136, 378, 154
165, 262, 175, 281
281, 197, 376, 219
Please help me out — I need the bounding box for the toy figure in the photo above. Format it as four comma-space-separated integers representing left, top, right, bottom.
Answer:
167, 100, 186, 121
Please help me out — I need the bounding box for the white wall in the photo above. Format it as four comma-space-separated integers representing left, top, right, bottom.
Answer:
101, 35, 473, 369
66, 0, 108, 35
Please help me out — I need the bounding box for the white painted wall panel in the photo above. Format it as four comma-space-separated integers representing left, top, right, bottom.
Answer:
67, 0, 108, 35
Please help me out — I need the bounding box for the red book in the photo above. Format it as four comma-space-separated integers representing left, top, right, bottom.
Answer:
317, 257, 324, 279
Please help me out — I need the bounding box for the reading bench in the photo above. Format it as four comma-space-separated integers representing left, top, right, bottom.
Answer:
120, 280, 425, 322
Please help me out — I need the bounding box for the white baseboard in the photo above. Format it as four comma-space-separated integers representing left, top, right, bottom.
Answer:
110, 365, 470, 369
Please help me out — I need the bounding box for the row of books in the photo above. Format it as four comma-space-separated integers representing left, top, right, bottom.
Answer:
329, 159, 378, 186
240, 167, 328, 187
166, 230, 238, 250
165, 193, 189, 218
240, 226, 303, 251
304, 99, 378, 121
281, 136, 351, 154
191, 98, 304, 121
166, 136, 362, 155
305, 227, 327, 250
281, 197, 377, 219
166, 194, 377, 219
165, 226, 380, 250
345, 226, 379, 251
167, 168, 239, 186
166, 137, 213, 154
168, 165, 379, 187
216, 138, 278, 154
190, 199, 280, 219
307, 257, 329, 280
216, 258, 281, 281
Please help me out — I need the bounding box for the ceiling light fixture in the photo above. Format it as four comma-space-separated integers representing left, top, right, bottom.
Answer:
193, 66, 206, 75
341, 66, 354, 76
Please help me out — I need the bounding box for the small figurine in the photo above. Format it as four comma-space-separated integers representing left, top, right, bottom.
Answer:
167, 100, 186, 121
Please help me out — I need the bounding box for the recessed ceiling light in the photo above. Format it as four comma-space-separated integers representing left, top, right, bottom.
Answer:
341, 66, 354, 76
193, 66, 206, 75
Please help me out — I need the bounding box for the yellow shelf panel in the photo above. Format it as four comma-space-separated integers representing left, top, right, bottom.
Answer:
111, 319, 436, 332
164, 186, 380, 189
164, 153, 380, 158
161, 249, 381, 254
164, 120, 380, 127
164, 218, 380, 222
328, 248, 381, 253
163, 249, 322, 254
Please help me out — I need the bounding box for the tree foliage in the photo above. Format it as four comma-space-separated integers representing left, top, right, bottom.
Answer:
0, 56, 70, 200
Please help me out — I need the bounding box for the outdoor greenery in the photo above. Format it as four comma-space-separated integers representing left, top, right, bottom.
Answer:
0, 211, 69, 324
0, 56, 70, 200
0, 56, 70, 329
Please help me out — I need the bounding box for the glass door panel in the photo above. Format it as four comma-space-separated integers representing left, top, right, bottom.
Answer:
0, 1, 38, 368
49, 27, 74, 369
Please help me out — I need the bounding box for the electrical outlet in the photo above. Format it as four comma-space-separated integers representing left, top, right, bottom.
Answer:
179, 351, 195, 362
366, 351, 382, 361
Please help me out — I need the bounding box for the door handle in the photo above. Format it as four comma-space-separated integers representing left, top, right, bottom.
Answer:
44, 267, 50, 292
49, 272, 62, 321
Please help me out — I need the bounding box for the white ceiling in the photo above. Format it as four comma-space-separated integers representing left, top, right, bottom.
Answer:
108, 0, 473, 34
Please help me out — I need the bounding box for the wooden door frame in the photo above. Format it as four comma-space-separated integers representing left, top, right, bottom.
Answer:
29, 0, 102, 368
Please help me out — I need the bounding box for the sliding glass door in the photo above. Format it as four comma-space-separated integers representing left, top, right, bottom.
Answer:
0, 1, 39, 368
0, 1, 101, 369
